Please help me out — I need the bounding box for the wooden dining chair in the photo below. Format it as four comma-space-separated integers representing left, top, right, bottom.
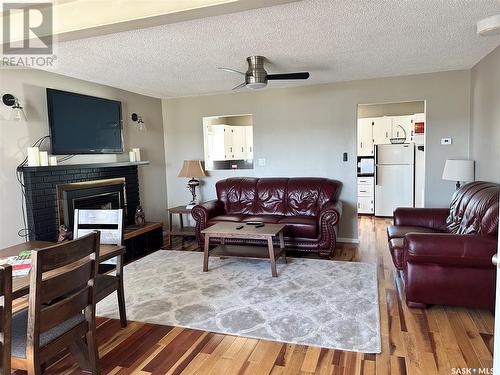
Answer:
0, 265, 12, 375
11, 232, 101, 375
74, 209, 127, 328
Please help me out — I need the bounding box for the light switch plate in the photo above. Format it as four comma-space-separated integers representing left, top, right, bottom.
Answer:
258, 158, 266, 167
441, 137, 452, 145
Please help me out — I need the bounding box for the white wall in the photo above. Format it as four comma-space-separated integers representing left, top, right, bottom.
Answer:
0, 69, 167, 248
162, 70, 471, 240
470, 45, 500, 183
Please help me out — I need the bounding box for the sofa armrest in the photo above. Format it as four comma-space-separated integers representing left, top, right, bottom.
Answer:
191, 200, 225, 244
394, 208, 449, 231
191, 200, 225, 223
318, 201, 342, 226
315, 201, 342, 254
404, 233, 497, 268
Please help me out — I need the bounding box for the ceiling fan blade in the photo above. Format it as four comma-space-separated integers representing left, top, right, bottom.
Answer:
232, 82, 247, 90
218, 67, 245, 75
267, 72, 310, 80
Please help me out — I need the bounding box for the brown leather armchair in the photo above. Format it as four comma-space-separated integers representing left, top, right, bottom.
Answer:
387, 181, 499, 309
192, 177, 342, 256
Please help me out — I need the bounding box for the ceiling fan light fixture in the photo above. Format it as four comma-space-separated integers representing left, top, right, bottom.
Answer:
219, 55, 310, 91
246, 82, 267, 90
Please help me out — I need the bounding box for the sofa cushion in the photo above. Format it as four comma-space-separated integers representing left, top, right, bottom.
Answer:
216, 178, 258, 214
387, 225, 438, 239
207, 214, 245, 226
279, 216, 318, 238
254, 178, 288, 215
389, 238, 404, 270
446, 181, 499, 235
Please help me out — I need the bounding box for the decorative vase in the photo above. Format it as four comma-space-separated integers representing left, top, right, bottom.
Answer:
135, 205, 146, 226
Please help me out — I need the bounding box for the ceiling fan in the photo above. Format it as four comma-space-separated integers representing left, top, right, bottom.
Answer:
218, 56, 310, 90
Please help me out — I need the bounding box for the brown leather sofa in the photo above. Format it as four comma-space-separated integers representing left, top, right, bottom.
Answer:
387, 181, 499, 309
192, 177, 342, 256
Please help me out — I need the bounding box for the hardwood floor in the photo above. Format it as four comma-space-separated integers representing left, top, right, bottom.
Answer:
15, 216, 495, 374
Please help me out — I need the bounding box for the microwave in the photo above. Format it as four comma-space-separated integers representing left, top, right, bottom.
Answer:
357, 157, 375, 176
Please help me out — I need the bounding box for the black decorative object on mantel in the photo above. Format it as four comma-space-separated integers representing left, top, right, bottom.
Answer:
57, 225, 72, 242
135, 205, 146, 226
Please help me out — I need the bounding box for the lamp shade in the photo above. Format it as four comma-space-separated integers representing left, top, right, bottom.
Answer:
178, 160, 206, 178
442, 159, 475, 182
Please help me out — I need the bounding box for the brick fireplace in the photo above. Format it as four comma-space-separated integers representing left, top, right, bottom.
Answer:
20, 163, 142, 242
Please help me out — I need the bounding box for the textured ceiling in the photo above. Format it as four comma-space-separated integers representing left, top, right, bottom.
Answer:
46, 0, 500, 98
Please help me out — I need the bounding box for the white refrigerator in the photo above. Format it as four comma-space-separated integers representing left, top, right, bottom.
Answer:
375, 143, 415, 217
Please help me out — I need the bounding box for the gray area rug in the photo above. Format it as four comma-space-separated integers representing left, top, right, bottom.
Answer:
97, 250, 381, 353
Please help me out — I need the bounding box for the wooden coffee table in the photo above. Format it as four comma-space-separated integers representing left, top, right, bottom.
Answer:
201, 222, 287, 277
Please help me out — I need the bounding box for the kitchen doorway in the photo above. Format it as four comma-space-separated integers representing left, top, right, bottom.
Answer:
356, 101, 426, 217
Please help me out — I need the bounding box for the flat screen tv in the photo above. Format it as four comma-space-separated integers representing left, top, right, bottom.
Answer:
47, 88, 123, 154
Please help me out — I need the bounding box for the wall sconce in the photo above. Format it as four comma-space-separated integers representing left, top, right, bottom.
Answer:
2, 94, 27, 121
131, 113, 146, 132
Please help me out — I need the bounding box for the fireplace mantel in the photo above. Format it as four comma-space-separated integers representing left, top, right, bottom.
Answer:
18, 160, 149, 172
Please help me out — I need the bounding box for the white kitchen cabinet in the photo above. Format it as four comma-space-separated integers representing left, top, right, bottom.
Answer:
244, 126, 253, 159
357, 182, 374, 197
357, 118, 374, 156
372, 117, 392, 145
391, 115, 414, 142
223, 125, 234, 160
206, 125, 227, 161
358, 197, 374, 214
206, 124, 254, 161
357, 176, 374, 214
231, 126, 247, 159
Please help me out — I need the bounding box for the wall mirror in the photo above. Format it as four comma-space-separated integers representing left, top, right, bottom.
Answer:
203, 114, 253, 170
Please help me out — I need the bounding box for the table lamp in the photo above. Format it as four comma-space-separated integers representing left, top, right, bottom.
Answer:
178, 160, 206, 208
442, 159, 475, 189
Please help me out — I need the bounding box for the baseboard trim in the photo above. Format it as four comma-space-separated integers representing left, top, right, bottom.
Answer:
337, 237, 360, 244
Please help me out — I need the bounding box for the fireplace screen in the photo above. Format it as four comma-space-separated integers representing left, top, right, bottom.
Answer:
57, 178, 127, 230
73, 192, 121, 211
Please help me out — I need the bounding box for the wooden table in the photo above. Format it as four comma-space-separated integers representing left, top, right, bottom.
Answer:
167, 206, 196, 248
0, 241, 125, 300
201, 223, 286, 277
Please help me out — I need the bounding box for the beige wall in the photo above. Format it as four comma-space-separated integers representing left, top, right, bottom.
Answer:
470, 45, 500, 183
163, 70, 471, 240
0, 69, 166, 248
358, 101, 425, 118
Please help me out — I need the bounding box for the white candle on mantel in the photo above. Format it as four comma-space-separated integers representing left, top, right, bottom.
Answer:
49, 156, 57, 166
129, 151, 136, 162
132, 148, 141, 161
27, 147, 40, 166
39, 151, 49, 166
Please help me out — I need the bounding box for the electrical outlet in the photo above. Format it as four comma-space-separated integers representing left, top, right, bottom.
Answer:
441, 137, 452, 145
258, 158, 266, 167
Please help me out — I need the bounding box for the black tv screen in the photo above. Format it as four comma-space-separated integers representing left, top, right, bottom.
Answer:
47, 88, 123, 154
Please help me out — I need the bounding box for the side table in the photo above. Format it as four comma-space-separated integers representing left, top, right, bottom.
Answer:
167, 205, 196, 248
